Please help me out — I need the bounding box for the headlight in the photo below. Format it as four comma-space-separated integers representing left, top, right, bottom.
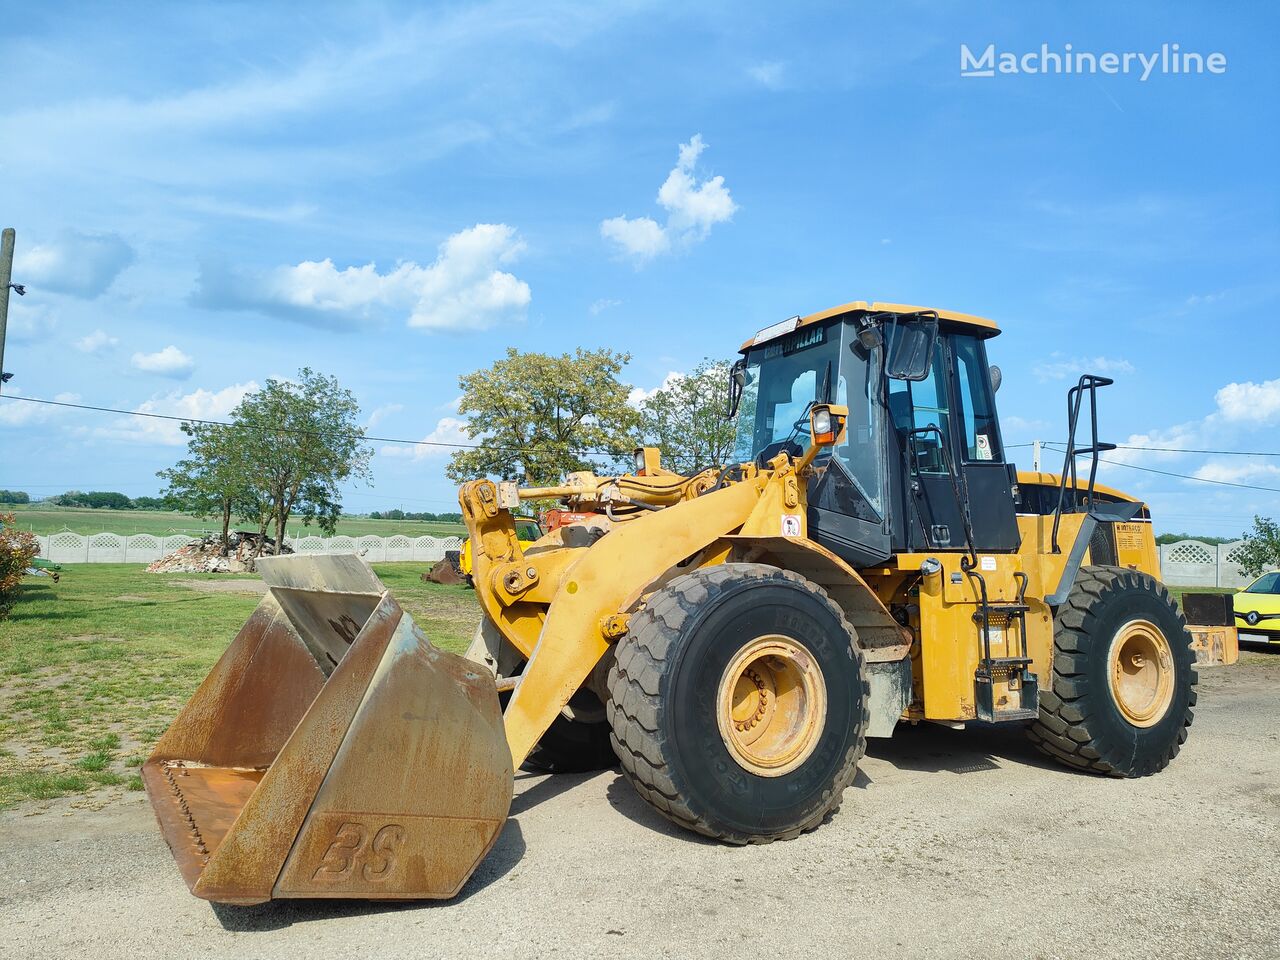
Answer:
633, 448, 646, 474
812, 409, 832, 436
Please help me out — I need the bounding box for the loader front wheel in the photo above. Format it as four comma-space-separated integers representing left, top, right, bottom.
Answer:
607, 563, 868, 843
1029, 565, 1196, 777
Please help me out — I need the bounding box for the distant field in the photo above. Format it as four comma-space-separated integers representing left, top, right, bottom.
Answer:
4, 504, 466, 539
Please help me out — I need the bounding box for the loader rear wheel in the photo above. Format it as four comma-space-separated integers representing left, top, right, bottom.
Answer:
607, 563, 868, 843
1029, 565, 1196, 777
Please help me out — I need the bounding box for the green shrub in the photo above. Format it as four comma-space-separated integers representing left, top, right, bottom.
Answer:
0, 512, 40, 619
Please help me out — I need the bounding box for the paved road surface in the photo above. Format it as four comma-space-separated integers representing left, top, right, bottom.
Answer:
3, 653, 1277, 960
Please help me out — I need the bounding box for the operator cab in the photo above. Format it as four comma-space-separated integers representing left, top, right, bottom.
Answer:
731, 302, 1020, 567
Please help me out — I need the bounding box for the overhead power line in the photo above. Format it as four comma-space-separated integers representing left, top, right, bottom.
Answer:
1040, 442, 1280, 495
7, 393, 1280, 486
1028, 438, 1280, 458
0, 393, 633, 458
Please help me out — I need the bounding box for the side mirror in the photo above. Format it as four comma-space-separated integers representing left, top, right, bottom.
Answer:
726, 358, 747, 418
989, 365, 1002, 393
884, 313, 939, 381
810, 403, 849, 447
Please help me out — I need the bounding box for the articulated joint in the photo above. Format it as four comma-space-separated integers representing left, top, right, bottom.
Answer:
493, 561, 539, 600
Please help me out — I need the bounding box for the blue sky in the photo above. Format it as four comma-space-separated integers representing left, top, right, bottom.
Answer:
1, 1, 1277, 536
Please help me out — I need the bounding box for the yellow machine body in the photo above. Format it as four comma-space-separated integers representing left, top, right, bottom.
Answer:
145, 302, 1220, 904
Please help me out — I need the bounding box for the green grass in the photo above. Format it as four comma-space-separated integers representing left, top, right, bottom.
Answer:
0, 562, 479, 810
5, 503, 466, 539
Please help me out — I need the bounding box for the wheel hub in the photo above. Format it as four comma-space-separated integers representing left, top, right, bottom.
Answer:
1107, 619, 1175, 727
716, 635, 827, 777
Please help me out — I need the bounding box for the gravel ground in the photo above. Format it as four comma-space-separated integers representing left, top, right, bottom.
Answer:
3, 652, 1277, 960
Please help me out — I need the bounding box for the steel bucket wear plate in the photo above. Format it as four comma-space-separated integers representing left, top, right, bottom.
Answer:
142, 554, 513, 904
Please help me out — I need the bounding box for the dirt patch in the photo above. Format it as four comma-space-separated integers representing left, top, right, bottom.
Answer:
169, 579, 268, 596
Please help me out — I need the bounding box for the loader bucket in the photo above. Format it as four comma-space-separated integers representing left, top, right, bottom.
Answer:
142, 554, 513, 905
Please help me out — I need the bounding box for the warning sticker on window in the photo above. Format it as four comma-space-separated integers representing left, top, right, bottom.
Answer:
781, 515, 802, 536
975, 435, 993, 461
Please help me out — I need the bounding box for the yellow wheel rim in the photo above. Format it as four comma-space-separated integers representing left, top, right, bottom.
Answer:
716, 635, 827, 777
1107, 619, 1175, 727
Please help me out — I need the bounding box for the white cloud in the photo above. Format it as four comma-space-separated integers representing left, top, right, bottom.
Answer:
1193, 461, 1280, 485
0, 390, 82, 427
14, 230, 135, 298
589, 298, 622, 316
1214, 378, 1280, 425
600, 216, 669, 262
131, 345, 195, 378
94, 381, 258, 445
1032, 354, 1135, 382
747, 60, 787, 90
193, 223, 531, 331
380, 416, 470, 461
659, 135, 738, 239
365, 403, 404, 430
601, 135, 737, 265
178, 196, 318, 223
74, 329, 119, 354
628, 371, 684, 408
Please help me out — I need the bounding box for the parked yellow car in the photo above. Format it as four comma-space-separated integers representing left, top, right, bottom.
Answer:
1234, 571, 1280, 643
459, 516, 542, 581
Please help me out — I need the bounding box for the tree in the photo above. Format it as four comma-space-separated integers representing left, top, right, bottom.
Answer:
0, 490, 30, 504
1234, 516, 1280, 578
0, 512, 40, 618
232, 368, 372, 552
446, 347, 640, 487
638, 359, 737, 474
83, 491, 134, 510
158, 422, 246, 551
130, 495, 167, 510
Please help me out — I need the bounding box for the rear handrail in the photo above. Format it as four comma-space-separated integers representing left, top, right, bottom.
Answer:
1050, 374, 1116, 553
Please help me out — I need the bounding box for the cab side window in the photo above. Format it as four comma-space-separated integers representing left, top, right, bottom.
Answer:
952, 335, 1002, 462
889, 341, 951, 475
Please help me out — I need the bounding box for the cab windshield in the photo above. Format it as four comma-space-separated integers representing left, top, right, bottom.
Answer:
732, 319, 883, 517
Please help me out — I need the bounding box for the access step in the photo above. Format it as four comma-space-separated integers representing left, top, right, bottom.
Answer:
974, 659, 1040, 723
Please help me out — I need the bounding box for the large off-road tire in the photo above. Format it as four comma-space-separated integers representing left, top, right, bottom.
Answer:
607, 563, 868, 843
1029, 565, 1197, 777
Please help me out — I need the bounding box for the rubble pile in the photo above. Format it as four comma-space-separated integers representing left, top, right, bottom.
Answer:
146, 531, 292, 574
423, 549, 467, 586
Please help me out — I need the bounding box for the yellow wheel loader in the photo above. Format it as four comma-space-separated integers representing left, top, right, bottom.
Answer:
144, 301, 1236, 905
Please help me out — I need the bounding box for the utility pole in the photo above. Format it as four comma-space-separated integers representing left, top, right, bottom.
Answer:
1032, 439, 1041, 472
0, 228, 15, 398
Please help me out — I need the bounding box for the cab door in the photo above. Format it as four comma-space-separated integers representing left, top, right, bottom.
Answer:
947, 334, 1020, 552
888, 333, 1019, 553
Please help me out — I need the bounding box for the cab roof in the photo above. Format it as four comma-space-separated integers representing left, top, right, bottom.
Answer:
740, 301, 999, 353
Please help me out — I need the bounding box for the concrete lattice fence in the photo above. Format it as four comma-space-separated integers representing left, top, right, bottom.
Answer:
1157, 539, 1251, 588
36, 532, 463, 565
34, 530, 1249, 586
